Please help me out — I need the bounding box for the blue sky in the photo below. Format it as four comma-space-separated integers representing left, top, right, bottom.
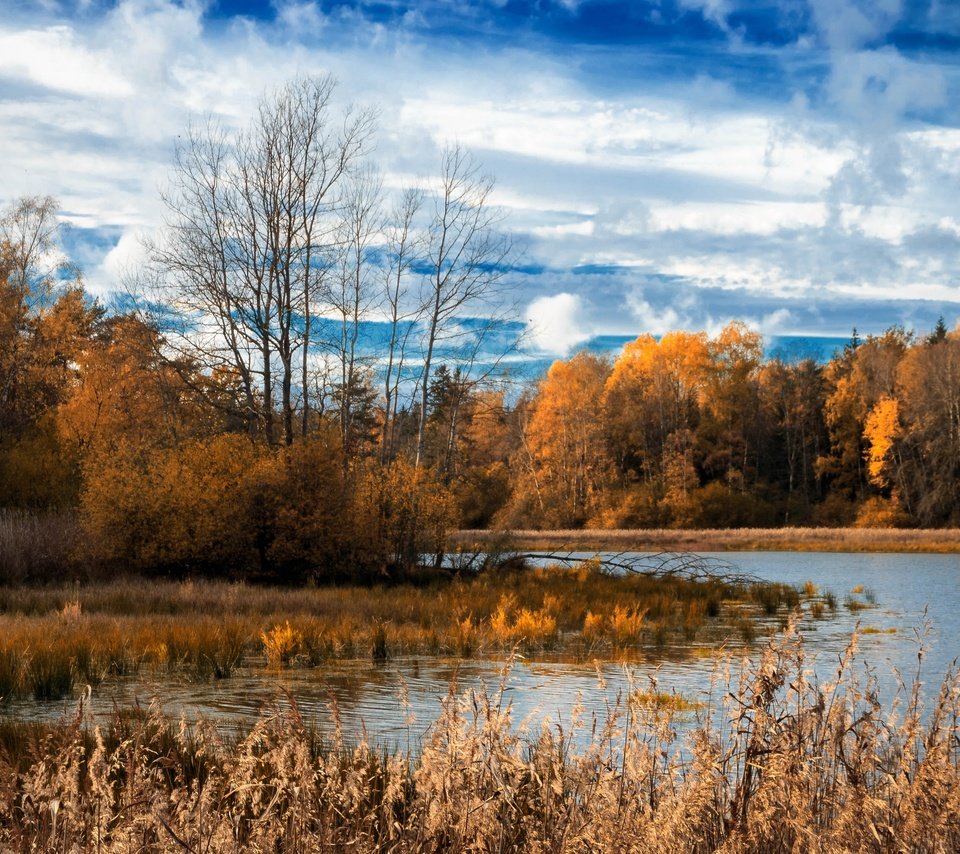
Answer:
3, 0, 960, 356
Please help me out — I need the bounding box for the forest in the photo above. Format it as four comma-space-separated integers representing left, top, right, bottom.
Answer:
3, 77, 960, 585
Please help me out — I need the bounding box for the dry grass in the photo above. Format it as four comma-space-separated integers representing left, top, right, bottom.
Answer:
0, 510, 84, 583
0, 573, 800, 700
455, 526, 960, 553
0, 623, 957, 851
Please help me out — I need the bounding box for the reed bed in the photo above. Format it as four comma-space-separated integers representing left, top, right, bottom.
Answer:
454, 526, 960, 553
0, 572, 802, 701
0, 510, 83, 583
0, 623, 956, 852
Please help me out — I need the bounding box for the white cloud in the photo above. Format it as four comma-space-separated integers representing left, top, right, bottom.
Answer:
625, 290, 684, 335
677, 0, 733, 31
275, 1, 328, 34
760, 308, 793, 334
98, 228, 149, 291
809, 0, 904, 50
526, 293, 592, 355
650, 201, 827, 236
827, 49, 947, 125
0, 25, 133, 97
530, 220, 594, 239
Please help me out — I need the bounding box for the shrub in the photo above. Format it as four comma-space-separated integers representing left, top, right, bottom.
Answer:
854, 495, 913, 528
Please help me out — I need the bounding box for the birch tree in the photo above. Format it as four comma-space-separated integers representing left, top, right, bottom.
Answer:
380, 187, 425, 462
151, 75, 375, 445
414, 145, 512, 467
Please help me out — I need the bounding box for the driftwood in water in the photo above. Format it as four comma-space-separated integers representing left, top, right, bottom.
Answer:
456, 548, 761, 584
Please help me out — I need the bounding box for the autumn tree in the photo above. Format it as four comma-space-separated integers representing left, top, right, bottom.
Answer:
603, 331, 710, 482
505, 351, 612, 528
816, 327, 911, 516
889, 331, 960, 524
454, 388, 516, 527
56, 314, 223, 459
0, 198, 95, 508
698, 321, 764, 488
758, 358, 828, 522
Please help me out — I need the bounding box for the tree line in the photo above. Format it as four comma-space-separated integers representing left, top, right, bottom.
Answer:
499, 321, 959, 531
3, 192, 956, 576
2, 76, 959, 583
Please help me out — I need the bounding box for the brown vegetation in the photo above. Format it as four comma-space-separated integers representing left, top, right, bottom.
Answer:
0, 571, 800, 702
0, 624, 956, 851
454, 526, 960, 553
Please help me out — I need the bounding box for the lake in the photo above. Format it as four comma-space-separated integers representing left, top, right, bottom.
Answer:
4, 550, 958, 749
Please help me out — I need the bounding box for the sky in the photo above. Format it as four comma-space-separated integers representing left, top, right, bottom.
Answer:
2, 0, 960, 358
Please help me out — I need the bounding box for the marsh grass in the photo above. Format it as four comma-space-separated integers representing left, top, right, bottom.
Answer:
457, 526, 960, 553
0, 571, 804, 701
0, 624, 958, 851
629, 689, 704, 713
25, 644, 74, 701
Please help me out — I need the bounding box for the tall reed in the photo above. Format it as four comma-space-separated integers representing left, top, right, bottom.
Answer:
0, 510, 82, 583
0, 624, 957, 851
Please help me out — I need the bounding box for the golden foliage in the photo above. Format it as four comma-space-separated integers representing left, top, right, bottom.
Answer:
863, 395, 901, 487
507, 351, 612, 528
261, 621, 303, 667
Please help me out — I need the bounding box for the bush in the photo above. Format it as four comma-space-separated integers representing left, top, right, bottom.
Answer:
81, 434, 262, 575
854, 495, 913, 528
80, 430, 457, 583
682, 480, 778, 528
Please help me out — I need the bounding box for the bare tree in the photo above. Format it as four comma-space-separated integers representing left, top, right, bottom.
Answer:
327, 166, 383, 453
414, 144, 513, 468
148, 121, 260, 435
0, 195, 74, 310
150, 75, 376, 445
380, 186, 425, 461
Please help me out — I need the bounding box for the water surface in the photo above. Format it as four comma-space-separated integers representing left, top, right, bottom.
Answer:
6, 551, 957, 747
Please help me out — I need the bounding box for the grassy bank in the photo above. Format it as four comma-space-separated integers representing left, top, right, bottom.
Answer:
0, 571, 807, 701
454, 526, 960, 553
0, 624, 955, 852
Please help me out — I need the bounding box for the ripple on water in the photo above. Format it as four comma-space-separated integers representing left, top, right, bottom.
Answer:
2, 552, 955, 747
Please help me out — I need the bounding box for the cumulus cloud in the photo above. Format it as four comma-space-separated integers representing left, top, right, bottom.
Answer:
625, 288, 685, 336
677, 0, 734, 31
526, 293, 593, 355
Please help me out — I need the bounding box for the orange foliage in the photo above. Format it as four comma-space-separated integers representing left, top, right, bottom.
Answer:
510, 352, 611, 527
602, 331, 710, 485
863, 396, 901, 488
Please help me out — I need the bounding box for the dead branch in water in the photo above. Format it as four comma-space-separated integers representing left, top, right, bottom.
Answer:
494, 550, 760, 584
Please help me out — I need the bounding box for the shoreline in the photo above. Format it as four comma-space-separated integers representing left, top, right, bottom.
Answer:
451, 527, 960, 554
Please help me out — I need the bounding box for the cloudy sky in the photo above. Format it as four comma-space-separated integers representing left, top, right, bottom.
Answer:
2, 0, 959, 356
